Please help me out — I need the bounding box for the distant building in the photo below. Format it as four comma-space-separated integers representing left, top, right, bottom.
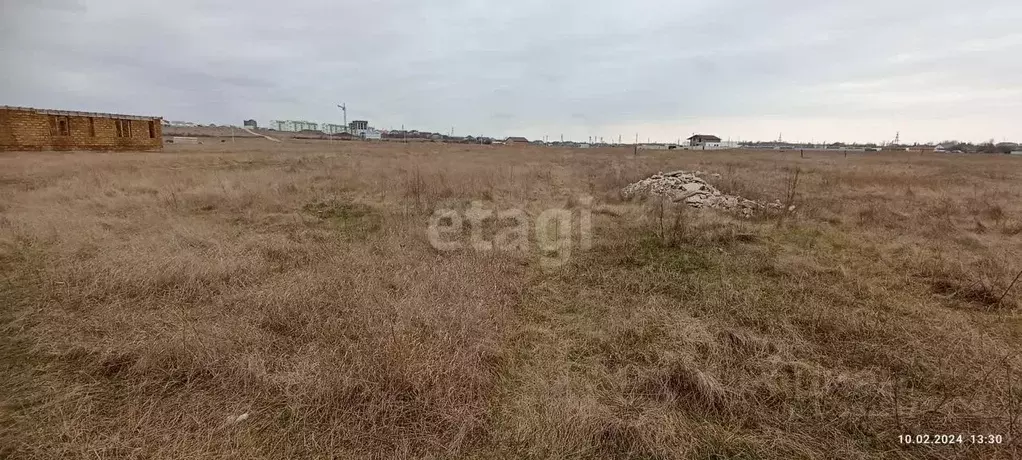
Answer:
744, 142, 796, 150
170, 137, 199, 145
504, 136, 529, 145
321, 123, 347, 135
688, 135, 736, 150
271, 120, 319, 132
365, 129, 382, 140
347, 120, 371, 136
687, 134, 722, 148
243, 119, 258, 129
0, 105, 162, 152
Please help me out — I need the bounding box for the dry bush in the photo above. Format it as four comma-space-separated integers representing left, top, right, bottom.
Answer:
3, 143, 1022, 458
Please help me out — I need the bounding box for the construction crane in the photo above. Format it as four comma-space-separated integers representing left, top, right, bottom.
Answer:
336, 104, 347, 133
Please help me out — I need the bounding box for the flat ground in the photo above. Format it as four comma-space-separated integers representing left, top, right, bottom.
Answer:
2, 140, 1022, 459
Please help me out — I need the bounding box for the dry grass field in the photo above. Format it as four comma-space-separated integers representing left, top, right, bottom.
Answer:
3, 139, 1022, 459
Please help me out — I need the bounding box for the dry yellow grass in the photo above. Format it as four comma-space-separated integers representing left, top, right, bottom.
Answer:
2, 139, 1022, 458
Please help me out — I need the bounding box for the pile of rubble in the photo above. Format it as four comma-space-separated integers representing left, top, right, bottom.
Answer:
622, 170, 783, 216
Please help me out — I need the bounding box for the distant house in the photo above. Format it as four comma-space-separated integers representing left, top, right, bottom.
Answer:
243, 119, 257, 129
687, 134, 722, 148
504, 136, 529, 145
906, 145, 936, 153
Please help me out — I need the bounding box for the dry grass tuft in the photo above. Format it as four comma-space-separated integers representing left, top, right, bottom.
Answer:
649, 359, 732, 412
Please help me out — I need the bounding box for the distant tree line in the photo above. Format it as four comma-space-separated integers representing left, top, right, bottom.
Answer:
382, 130, 497, 144
940, 140, 1018, 154
737, 139, 1018, 154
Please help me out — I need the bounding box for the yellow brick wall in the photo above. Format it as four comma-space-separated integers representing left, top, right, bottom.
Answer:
0, 110, 14, 147
0, 108, 163, 152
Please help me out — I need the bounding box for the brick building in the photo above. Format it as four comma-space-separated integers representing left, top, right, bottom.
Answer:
0, 106, 163, 152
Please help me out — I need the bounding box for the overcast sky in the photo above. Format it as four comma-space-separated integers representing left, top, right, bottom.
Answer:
2, 0, 1020, 143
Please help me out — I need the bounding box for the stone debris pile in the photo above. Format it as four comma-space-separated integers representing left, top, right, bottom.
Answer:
622, 170, 784, 216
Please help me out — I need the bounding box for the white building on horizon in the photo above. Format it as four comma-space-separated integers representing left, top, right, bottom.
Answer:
321, 123, 347, 135
271, 120, 319, 132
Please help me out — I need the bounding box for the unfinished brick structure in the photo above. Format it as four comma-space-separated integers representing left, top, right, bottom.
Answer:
0, 106, 163, 152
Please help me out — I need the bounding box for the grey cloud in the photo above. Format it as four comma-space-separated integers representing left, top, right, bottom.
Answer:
1, 0, 1020, 142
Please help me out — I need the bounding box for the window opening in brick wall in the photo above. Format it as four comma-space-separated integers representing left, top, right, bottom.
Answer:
148, 120, 155, 138
116, 119, 131, 138
50, 116, 70, 136
88, 117, 96, 137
